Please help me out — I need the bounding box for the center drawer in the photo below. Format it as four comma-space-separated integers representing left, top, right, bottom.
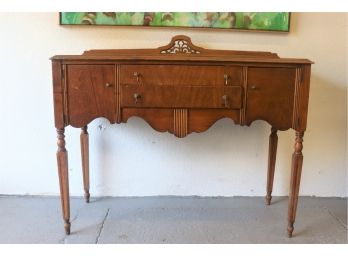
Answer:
121, 85, 242, 109
120, 65, 243, 86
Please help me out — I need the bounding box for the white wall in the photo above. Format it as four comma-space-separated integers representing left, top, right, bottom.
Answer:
0, 13, 346, 197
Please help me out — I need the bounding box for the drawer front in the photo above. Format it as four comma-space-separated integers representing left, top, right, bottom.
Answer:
120, 65, 243, 86
121, 85, 242, 109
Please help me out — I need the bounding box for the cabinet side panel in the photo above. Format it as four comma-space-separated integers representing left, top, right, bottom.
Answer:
295, 65, 311, 131
52, 61, 65, 128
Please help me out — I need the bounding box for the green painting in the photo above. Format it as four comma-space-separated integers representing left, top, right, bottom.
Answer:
60, 12, 290, 32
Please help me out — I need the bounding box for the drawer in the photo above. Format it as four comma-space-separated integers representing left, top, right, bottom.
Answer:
121, 85, 242, 109
120, 65, 243, 86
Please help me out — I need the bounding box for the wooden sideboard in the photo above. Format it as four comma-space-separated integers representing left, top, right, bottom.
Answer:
51, 35, 313, 237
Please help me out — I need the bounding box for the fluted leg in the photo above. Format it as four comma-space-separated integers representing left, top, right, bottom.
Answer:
287, 131, 304, 237
80, 126, 90, 203
56, 128, 71, 235
266, 127, 278, 205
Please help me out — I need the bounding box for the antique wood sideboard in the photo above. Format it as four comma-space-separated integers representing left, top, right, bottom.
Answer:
51, 35, 313, 237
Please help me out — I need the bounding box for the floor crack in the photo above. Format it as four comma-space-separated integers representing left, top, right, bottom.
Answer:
326, 208, 347, 230
95, 208, 110, 244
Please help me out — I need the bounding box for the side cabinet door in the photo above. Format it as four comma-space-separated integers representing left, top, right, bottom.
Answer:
66, 65, 116, 127
246, 67, 296, 130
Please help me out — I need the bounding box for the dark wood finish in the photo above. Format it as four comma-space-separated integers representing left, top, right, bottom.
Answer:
288, 131, 304, 237
80, 126, 90, 203
56, 128, 70, 235
51, 35, 313, 236
266, 127, 278, 205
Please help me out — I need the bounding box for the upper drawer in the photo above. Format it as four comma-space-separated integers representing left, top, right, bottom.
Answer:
120, 65, 243, 86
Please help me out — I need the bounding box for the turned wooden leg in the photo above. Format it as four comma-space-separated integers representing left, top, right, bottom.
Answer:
287, 131, 304, 237
80, 126, 90, 203
266, 127, 278, 205
56, 128, 71, 235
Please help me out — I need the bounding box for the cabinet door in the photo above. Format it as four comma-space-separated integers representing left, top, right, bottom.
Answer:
66, 65, 116, 127
246, 67, 296, 130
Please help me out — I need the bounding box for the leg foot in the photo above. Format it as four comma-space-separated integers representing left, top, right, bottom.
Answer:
266, 127, 278, 205
84, 191, 90, 203
64, 220, 71, 235
265, 195, 272, 206
287, 221, 294, 237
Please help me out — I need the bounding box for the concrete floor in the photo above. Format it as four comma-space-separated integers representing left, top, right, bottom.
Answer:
0, 196, 346, 244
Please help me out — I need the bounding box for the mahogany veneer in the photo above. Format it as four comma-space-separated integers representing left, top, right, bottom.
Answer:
51, 35, 313, 237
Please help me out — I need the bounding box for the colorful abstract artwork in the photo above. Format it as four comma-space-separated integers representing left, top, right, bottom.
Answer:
60, 12, 290, 32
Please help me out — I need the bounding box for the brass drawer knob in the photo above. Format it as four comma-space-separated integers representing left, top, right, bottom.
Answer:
105, 83, 111, 88
133, 72, 141, 82
134, 93, 141, 104
250, 85, 257, 90
222, 95, 229, 107
223, 74, 229, 85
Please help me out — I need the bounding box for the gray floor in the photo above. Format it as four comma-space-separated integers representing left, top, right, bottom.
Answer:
0, 196, 346, 244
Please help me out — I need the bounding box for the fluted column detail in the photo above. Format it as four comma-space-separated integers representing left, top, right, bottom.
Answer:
174, 109, 188, 138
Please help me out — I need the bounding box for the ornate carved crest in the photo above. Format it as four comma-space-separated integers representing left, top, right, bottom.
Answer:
158, 35, 204, 54
160, 39, 201, 54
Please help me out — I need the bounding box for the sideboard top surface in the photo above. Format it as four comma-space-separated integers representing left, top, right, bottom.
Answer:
50, 35, 313, 65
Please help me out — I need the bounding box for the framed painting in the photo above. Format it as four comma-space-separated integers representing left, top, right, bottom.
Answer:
60, 12, 290, 32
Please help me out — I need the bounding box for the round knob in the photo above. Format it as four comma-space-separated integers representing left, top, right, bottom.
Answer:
223, 74, 229, 85
134, 93, 141, 103
105, 83, 111, 88
250, 85, 257, 90
222, 95, 229, 107
133, 72, 141, 82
